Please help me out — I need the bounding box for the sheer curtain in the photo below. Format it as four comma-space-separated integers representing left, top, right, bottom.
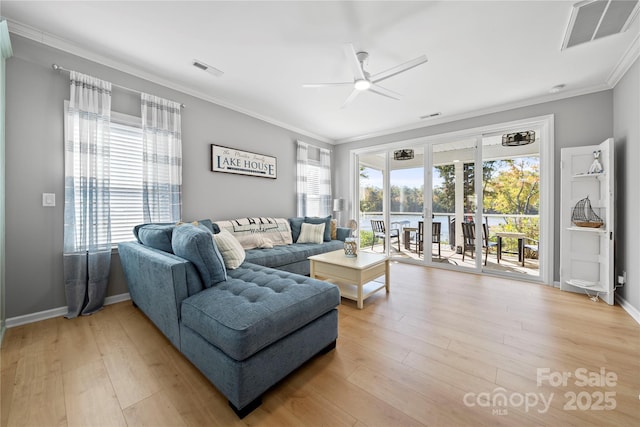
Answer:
296, 140, 332, 217
296, 141, 308, 217
317, 147, 332, 215
63, 71, 112, 318
141, 93, 182, 222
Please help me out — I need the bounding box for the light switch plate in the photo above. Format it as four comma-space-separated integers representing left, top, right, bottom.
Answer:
42, 193, 56, 207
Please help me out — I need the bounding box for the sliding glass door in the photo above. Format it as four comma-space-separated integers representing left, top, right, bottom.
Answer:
351, 116, 552, 284
481, 131, 541, 278
389, 147, 424, 261
430, 138, 479, 270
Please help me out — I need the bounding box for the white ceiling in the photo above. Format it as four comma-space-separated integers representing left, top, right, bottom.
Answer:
3, 1, 639, 143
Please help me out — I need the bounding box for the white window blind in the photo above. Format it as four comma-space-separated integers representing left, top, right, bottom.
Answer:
109, 113, 145, 244
306, 162, 322, 217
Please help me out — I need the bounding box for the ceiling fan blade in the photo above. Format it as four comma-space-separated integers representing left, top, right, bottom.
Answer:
340, 89, 360, 109
343, 43, 366, 81
371, 54, 428, 84
370, 84, 402, 100
302, 82, 353, 88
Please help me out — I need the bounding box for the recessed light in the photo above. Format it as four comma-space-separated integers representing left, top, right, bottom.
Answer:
549, 84, 565, 94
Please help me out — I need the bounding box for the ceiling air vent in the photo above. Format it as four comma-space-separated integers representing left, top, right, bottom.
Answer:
192, 60, 224, 77
562, 0, 639, 50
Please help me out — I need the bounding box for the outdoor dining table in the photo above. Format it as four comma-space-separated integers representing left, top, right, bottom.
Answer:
496, 231, 526, 266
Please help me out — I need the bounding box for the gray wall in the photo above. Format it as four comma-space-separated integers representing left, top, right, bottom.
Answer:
613, 58, 639, 314
5, 33, 637, 320
334, 91, 615, 286
5, 35, 331, 318
0, 25, 10, 338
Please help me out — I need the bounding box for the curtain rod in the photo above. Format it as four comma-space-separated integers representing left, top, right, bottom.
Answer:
52, 64, 185, 108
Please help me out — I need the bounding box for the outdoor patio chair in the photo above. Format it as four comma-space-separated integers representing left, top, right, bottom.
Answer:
415, 221, 441, 258
371, 219, 400, 252
461, 222, 496, 266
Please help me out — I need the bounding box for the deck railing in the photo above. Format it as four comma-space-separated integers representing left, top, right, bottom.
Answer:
359, 211, 539, 249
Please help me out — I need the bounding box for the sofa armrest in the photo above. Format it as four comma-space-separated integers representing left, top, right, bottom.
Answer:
118, 242, 201, 349
336, 227, 351, 241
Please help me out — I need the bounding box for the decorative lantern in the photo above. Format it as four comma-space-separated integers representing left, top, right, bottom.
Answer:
344, 219, 358, 257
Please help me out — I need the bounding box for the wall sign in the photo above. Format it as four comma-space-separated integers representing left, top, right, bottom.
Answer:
210, 144, 277, 179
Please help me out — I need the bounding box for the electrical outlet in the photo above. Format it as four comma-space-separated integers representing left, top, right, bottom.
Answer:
618, 271, 626, 285
42, 193, 56, 207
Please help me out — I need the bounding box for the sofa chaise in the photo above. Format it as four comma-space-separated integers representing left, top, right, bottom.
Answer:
118, 217, 348, 417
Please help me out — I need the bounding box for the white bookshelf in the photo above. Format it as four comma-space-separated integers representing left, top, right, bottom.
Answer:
559, 139, 615, 304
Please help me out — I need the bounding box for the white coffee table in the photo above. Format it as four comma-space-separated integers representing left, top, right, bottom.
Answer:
309, 250, 389, 309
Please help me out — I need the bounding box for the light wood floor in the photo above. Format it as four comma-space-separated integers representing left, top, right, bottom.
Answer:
2, 263, 639, 426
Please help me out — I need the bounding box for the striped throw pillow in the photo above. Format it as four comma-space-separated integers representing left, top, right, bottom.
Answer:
213, 229, 246, 269
296, 222, 325, 244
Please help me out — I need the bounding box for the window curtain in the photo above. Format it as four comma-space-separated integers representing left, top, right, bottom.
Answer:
296, 141, 308, 217
141, 93, 182, 222
63, 71, 112, 318
296, 140, 332, 217
317, 146, 332, 215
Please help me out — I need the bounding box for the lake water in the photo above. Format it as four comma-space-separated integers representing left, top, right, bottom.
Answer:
359, 213, 509, 244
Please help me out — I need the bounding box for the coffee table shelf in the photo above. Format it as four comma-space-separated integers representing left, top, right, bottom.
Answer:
309, 250, 389, 309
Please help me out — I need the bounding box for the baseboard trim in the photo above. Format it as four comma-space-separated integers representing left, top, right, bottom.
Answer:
5, 293, 131, 328
615, 294, 640, 325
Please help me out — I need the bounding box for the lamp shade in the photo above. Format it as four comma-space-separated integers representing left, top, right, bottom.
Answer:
333, 198, 345, 211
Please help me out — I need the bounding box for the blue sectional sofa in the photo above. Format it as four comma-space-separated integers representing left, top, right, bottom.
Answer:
118, 217, 348, 417
218, 216, 350, 275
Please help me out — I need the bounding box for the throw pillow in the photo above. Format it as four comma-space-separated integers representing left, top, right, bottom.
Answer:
330, 219, 337, 240
296, 222, 325, 244
304, 216, 332, 242
289, 217, 305, 242
175, 219, 217, 233
171, 223, 227, 287
213, 229, 246, 269
134, 223, 175, 253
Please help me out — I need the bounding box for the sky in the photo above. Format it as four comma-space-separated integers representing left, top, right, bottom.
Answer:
361, 167, 442, 189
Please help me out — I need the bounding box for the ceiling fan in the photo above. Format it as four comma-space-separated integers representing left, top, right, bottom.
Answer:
303, 43, 428, 108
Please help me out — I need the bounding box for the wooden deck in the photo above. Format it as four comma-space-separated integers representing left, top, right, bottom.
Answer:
364, 240, 540, 277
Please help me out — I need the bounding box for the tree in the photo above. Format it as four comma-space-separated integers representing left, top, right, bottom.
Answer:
432, 161, 498, 214
484, 158, 539, 217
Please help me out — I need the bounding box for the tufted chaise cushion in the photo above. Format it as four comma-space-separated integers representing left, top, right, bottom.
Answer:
180, 263, 340, 361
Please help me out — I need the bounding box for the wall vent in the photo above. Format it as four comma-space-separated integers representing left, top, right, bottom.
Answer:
192, 59, 224, 77
562, 0, 639, 50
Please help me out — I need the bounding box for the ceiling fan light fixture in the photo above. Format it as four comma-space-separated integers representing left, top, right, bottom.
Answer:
394, 149, 414, 161
354, 79, 371, 91
502, 131, 536, 147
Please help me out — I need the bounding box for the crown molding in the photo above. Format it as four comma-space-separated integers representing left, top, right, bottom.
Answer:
607, 31, 640, 87
334, 83, 611, 144
6, 19, 334, 144
0, 19, 13, 58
